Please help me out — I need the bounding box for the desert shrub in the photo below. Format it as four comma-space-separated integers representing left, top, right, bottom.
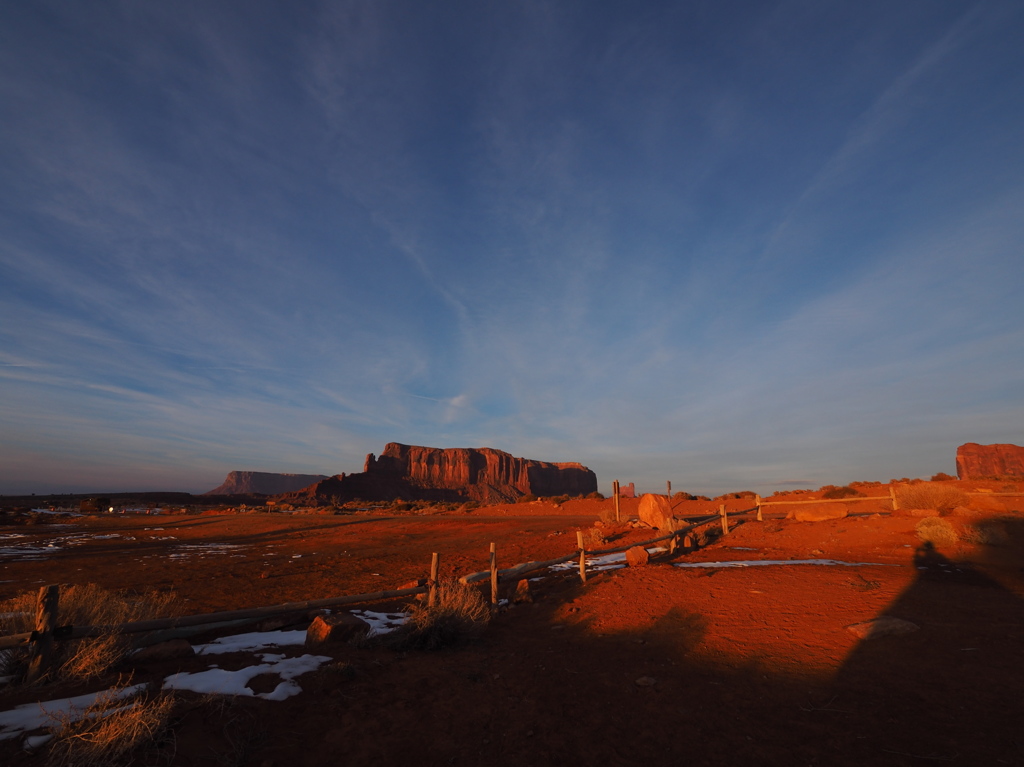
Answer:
597, 507, 621, 525
586, 491, 605, 500
45, 684, 174, 767
930, 472, 956, 482
581, 527, 606, 547
379, 580, 490, 651
961, 521, 1011, 547
897, 484, 969, 512
714, 491, 756, 500
672, 492, 698, 501
546, 494, 571, 505
915, 517, 959, 547
0, 585, 177, 684
820, 485, 862, 500
517, 494, 537, 503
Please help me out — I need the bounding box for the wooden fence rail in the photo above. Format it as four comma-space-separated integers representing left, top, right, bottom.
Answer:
0, 505, 752, 673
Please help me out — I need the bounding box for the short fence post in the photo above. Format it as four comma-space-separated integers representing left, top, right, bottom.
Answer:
576, 531, 587, 585
27, 584, 59, 684
890, 485, 899, 511
668, 519, 678, 554
666, 480, 672, 497
719, 504, 729, 536
613, 480, 620, 523
755, 494, 763, 522
428, 552, 439, 608
489, 542, 499, 605
684, 533, 694, 551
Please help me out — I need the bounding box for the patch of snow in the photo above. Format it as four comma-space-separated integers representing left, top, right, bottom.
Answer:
673, 559, 893, 569
0, 684, 146, 741
194, 630, 306, 655
549, 546, 669, 573
350, 609, 408, 636
163, 654, 330, 701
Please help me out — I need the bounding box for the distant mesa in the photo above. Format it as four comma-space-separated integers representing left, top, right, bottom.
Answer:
276, 442, 598, 505
205, 471, 330, 496
955, 443, 1024, 480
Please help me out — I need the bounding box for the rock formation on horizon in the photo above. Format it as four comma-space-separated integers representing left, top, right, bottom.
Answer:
205, 471, 330, 496
955, 442, 1024, 479
277, 442, 598, 505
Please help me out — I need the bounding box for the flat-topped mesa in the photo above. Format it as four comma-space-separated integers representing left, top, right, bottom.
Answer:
281, 443, 597, 505
205, 471, 329, 496
956, 443, 1024, 479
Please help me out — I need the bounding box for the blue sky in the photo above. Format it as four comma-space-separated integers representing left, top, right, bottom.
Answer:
1, 1, 1022, 496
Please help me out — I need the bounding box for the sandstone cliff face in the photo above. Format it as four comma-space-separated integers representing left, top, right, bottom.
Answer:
956, 443, 1024, 479
280, 443, 597, 504
205, 471, 329, 496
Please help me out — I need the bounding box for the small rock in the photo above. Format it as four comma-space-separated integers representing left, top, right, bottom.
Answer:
635, 676, 657, 687
513, 579, 533, 604
132, 639, 195, 662
846, 617, 920, 640
625, 546, 650, 567
399, 579, 427, 589
305, 613, 371, 649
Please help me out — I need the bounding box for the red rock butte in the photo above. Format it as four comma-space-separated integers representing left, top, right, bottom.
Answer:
277, 443, 598, 504
955, 442, 1024, 479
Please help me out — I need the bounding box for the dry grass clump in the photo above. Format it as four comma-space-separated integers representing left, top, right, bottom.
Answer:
916, 517, 959, 547
897, 484, 969, 512
45, 684, 174, 767
0, 584, 177, 684
380, 580, 490, 651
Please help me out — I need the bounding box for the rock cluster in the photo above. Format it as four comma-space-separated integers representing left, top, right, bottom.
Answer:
955, 443, 1024, 479
279, 443, 597, 505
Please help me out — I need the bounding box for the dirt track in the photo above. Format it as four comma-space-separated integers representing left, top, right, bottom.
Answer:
2, 493, 1023, 766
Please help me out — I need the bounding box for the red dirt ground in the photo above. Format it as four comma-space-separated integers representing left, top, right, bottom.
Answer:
2, 486, 1023, 766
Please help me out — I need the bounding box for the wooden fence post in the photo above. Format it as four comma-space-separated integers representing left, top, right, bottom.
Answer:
719, 504, 729, 536
666, 480, 672, 497
428, 553, 439, 608
489, 542, 499, 605
613, 480, 620, 522
576, 530, 587, 585
755, 494, 763, 522
27, 584, 59, 684
668, 518, 677, 554
890, 485, 899, 511
684, 533, 694, 551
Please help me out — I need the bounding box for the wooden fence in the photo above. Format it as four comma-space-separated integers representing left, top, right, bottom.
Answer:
1, 508, 740, 682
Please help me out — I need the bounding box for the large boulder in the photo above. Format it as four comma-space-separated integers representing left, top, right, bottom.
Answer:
956, 443, 1024, 479
638, 494, 675, 531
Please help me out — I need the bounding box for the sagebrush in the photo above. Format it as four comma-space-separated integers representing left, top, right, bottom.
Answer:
915, 517, 959, 547
0, 584, 177, 684
45, 684, 174, 767
379, 580, 490, 651
897, 484, 969, 512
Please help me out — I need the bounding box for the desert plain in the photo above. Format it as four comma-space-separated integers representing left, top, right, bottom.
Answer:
1, 481, 1023, 766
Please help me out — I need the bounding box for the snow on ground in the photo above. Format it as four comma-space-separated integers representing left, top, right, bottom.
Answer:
673, 559, 893, 568
168, 543, 245, 559
162, 654, 331, 701
194, 630, 307, 655
0, 685, 146, 741
0, 532, 131, 560
349, 609, 408, 636
549, 546, 669, 573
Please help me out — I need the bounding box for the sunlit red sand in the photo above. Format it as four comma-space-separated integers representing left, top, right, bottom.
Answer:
1, 484, 1022, 765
